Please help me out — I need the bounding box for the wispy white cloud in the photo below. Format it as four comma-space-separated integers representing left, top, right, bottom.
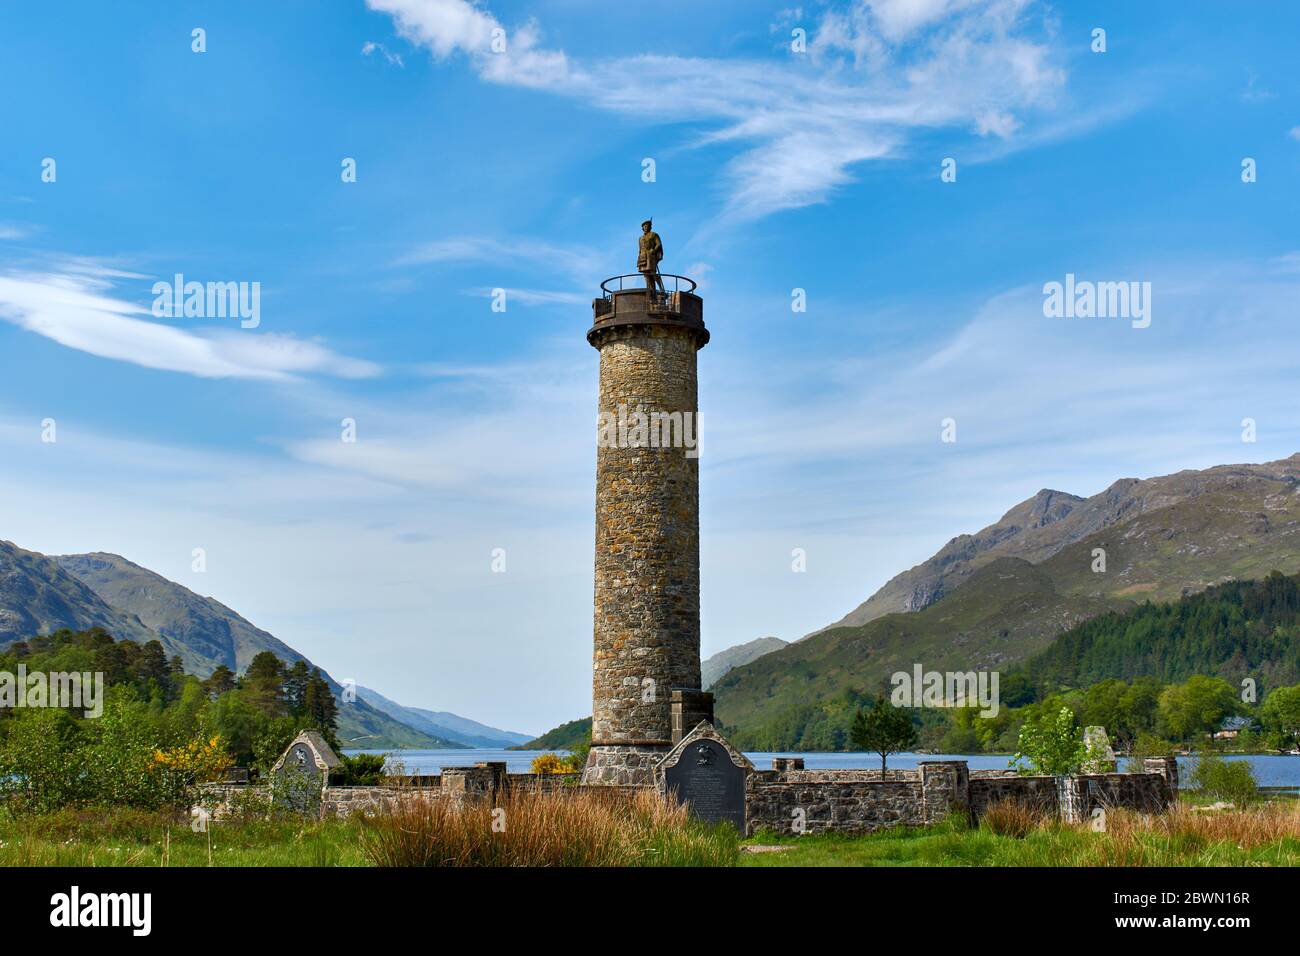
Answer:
0, 266, 380, 381
700, 263, 1300, 494
370, 0, 570, 88
362, 40, 405, 67
855, 0, 995, 42
397, 234, 602, 303
463, 286, 589, 306
283, 347, 593, 504
397, 235, 602, 283
0, 223, 30, 241
367, 0, 1073, 223
1240, 69, 1276, 102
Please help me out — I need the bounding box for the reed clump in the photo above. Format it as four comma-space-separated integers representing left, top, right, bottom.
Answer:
358, 787, 738, 867
979, 799, 1052, 839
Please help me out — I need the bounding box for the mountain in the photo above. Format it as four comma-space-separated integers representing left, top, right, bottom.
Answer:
356, 686, 533, 748
716, 454, 1300, 746
0, 542, 466, 749
51, 551, 464, 749
814, 455, 1300, 634
701, 636, 788, 688
55, 552, 309, 677
333, 704, 460, 750
0, 541, 203, 671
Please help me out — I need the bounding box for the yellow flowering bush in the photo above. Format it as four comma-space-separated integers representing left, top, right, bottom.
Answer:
151, 735, 234, 808
530, 753, 570, 775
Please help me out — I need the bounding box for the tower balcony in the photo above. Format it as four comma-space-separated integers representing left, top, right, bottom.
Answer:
589, 274, 708, 347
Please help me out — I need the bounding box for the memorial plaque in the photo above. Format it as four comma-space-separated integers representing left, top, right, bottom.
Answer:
662, 738, 746, 831
273, 742, 324, 812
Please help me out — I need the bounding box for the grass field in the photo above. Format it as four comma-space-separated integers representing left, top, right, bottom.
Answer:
4, 799, 1300, 867
741, 806, 1300, 867
0, 808, 370, 867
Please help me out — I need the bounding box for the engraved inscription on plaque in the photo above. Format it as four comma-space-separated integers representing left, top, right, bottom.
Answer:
663, 739, 745, 831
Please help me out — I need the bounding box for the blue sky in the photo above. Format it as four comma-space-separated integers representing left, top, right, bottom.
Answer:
1, 0, 1298, 735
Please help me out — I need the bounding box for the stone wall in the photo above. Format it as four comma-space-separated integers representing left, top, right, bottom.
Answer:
747, 779, 926, 835
196, 765, 585, 820
196, 756, 1177, 835
745, 760, 969, 836
744, 759, 1176, 837
968, 774, 1060, 815
322, 786, 438, 818
968, 771, 1175, 822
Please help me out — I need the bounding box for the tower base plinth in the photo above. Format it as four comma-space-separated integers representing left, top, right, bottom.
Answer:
580, 745, 669, 787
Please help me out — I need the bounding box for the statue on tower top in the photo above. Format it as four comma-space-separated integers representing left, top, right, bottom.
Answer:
638, 219, 666, 296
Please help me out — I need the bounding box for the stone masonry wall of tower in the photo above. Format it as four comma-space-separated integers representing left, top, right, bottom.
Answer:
582, 295, 707, 786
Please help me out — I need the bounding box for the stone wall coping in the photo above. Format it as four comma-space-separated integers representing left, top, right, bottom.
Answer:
750, 778, 921, 789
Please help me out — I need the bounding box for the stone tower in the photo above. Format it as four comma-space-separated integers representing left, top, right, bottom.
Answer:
582, 280, 713, 786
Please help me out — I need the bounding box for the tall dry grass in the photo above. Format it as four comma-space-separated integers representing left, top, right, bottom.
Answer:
357, 787, 738, 867
967, 799, 1300, 865
979, 800, 1052, 838
1051, 801, 1300, 866
1100, 802, 1300, 849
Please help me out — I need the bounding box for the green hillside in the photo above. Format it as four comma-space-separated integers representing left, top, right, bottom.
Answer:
518, 716, 591, 751
714, 557, 1111, 749
715, 480, 1300, 750
1015, 570, 1300, 695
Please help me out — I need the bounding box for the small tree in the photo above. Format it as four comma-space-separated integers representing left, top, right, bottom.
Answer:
1012, 705, 1091, 776
849, 695, 919, 776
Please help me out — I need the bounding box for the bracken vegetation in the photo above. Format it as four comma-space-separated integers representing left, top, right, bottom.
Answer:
358, 788, 738, 867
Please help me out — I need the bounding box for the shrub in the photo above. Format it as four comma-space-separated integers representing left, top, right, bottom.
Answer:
1191, 751, 1258, 805
150, 735, 234, 809
333, 752, 388, 785
0, 693, 238, 815
0, 709, 88, 814
530, 753, 570, 775
268, 766, 325, 817
1130, 731, 1173, 757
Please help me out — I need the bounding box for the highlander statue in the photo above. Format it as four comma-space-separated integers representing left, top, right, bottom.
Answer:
638, 219, 666, 296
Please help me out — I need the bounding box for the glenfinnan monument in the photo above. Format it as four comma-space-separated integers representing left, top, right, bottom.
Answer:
582, 222, 713, 786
